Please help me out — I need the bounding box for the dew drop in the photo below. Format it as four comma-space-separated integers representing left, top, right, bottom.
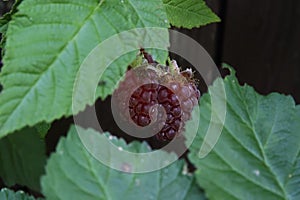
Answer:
121, 162, 132, 173
253, 169, 260, 176
182, 165, 189, 175
118, 146, 123, 151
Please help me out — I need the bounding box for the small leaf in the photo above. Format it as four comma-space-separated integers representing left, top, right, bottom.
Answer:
0, 127, 47, 192
0, 188, 43, 200
34, 122, 51, 138
41, 125, 203, 200
187, 65, 300, 200
163, 0, 220, 28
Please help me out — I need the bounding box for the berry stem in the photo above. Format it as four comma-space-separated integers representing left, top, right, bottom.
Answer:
140, 48, 157, 64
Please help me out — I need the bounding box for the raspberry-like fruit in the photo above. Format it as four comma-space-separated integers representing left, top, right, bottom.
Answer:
113, 59, 200, 141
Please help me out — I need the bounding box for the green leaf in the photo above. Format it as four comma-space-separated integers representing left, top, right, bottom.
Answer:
34, 122, 51, 138
188, 66, 300, 200
183, 181, 207, 200
0, 127, 47, 192
41, 125, 203, 200
0, 0, 169, 138
163, 0, 220, 28
0, 188, 43, 200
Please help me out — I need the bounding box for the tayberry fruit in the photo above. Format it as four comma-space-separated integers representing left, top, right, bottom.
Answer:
113, 59, 200, 141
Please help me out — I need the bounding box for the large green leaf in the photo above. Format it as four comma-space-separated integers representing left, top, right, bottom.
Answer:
41, 125, 203, 200
188, 67, 300, 200
0, 0, 169, 138
0, 127, 47, 192
0, 188, 42, 200
163, 0, 220, 28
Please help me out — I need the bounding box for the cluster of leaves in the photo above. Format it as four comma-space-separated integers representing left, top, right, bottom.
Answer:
0, 0, 299, 200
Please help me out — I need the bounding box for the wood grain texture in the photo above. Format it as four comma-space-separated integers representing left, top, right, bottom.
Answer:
221, 0, 300, 103
172, 0, 222, 62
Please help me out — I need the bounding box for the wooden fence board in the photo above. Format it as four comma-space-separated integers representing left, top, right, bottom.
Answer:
221, 0, 300, 102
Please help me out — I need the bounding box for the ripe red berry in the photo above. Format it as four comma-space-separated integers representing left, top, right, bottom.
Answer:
113, 60, 200, 142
